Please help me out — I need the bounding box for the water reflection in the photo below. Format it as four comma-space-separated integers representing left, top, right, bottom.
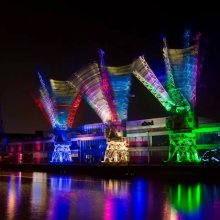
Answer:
103, 179, 129, 197
47, 176, 73, 220
1, 171, 220, 219
168, 182, 220, 220
31, 172, 48, 219
131, 178, 148, 220
50, 176, 72, 192
7, 172, 21, 220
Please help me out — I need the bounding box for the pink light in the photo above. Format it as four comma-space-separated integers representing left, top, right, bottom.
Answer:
17, 143, 22, 153
35, 142, 41, 151
68, 93, 82, 127
9, 145, 14, 153
103, 195, 114, 220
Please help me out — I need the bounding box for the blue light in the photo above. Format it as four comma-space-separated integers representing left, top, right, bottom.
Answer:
51, 142, 72, 163
109, 74, 132, 122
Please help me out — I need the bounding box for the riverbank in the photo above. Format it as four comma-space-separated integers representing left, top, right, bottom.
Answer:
1, 162, 220, 180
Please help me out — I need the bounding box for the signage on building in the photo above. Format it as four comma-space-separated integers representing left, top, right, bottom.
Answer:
126, 117, 166, 129
141, 120, 154, 126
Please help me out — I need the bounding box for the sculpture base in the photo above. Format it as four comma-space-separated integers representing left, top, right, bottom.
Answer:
167, 131, 200, 163
103, 138, 129, 163
51, 142, 72, 163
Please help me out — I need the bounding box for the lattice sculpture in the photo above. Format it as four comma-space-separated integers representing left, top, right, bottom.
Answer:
131, 32, 202, 162
163, 32, 201, 162
36, 74, 82, 163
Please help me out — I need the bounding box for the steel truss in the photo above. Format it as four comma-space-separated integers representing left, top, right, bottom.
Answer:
103, 138, 129, 163
167, 131, 200, 162
51, 142, 72, 163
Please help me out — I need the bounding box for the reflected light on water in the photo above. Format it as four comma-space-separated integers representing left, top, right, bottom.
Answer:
131, 178, 150, 220
169, 183, 202, 213
163, 197, 179, 220
103, 195, 114, 220
47, 175, 73, 220
7, 172, 21, 220
103, 179, 129, 197
31, 172, 48, 219
50, 176, 72, 192
1, 171, 220, 219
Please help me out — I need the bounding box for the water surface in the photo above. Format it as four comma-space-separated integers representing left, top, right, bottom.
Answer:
0, 171, 220, 219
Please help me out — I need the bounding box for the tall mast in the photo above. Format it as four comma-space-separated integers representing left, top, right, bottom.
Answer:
99, 49, 118, 122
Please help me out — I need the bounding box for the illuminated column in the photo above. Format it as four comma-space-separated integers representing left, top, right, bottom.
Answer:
167, 131, 200, 162
51, 130, 72, 163
51, 142, 72, 163
103, 138, 129, 163
163, 33, 202, 163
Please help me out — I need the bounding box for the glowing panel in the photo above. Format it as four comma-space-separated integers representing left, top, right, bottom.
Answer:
132, 56, 175, 112
99, 49, 117, 122
50, 79, 82, 129
167, 46, 198, 106
69, 62, 112, 123
163, 37, 200, 108
38, 73, 57, 128
107, 65, 132, 122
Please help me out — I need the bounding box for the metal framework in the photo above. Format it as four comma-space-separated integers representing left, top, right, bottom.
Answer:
107, 64, 132, 122
37, 74, 82, 163
69, 51, 132, 163
163, 33, 201, 163
131, 32, 201, 163
103, 138, 129, 163
35, 32, 202, 164
131, 56, 175, 112
99, 49, 118, 122
69, 62, 113, 123
168, 132, 199, 162
99, 51, 132, 163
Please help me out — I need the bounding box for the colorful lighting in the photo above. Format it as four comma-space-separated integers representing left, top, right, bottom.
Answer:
36, 73, 82, 163
169, 183, 202, 214
38, 73, 57, 128
162, 33, 201, 162
107, 65, 132, 122
99, 49, 118, 122
51, 142, 72, 163
103, 139, 129, 163
132, 56, 175, 112
68, 62, 112, 123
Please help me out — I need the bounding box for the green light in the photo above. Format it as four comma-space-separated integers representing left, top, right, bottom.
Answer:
167, 131, 201, 162
169, 183, 202, 214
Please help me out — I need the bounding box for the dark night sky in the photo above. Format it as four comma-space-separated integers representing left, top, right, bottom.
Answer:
0, 2, 220, 133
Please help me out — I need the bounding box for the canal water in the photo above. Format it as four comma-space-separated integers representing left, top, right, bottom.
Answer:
0, 171, 220, 220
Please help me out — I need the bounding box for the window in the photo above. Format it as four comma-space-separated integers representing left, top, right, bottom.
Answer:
152, 135, 169, 146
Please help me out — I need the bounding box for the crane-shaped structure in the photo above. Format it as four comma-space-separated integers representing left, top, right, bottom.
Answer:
99, 50, 132, 163
68, 50, 132, 163
35, 31, 202, 163
131, 31, 201, 162
36, 73, 82, 163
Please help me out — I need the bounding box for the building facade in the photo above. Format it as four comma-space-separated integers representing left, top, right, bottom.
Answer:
1, 117, 220, 164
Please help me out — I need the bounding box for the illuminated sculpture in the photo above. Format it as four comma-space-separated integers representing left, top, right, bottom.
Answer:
68, 50, 132, 163
36, 73, 82, 163
163, 31, 201, 162
100, 50, 132, 163
35, 30, 202, 164
131, 31, 201, 162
